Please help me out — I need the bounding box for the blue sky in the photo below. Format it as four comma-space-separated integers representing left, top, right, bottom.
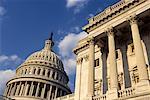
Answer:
0, 0, 119, 94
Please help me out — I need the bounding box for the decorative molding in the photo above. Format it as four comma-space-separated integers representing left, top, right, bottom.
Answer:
106, 27, 115, 37
77, 57, 83, 64
84, 55, 89, 61
127, 15, 138, 25
87, 37, 95, 45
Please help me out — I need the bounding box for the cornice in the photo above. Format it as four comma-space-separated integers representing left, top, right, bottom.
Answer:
73, 42, 89, 55
82, 0, 147, 33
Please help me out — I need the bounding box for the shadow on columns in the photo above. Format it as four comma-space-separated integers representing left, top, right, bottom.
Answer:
101, 48, 108, 94
120, 45, 131, 88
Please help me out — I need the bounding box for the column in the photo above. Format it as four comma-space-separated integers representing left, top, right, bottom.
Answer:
35, 68, 38, 75
48, 85, 52, 100
19, 83, 24, 96
29, 82, 34, 96
87, 37, 95, 97
41, 83, 46, 98
15, 82, 21, 96
50, 70, 53, 78
128, 15, 149, 83
54, 87, 58, 98
45, 69, 49, 77
75, 58, 83, 100
8, 84, 13, 96
12, 82, 17, 95
35, 82, 40, 96
107, 27, 118, 90
40, 68, 44, 75
24, 82, 30, 96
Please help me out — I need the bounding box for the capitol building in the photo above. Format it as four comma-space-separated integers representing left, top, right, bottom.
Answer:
3, 0, 150, 100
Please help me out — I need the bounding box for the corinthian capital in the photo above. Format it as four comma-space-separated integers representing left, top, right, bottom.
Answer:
87, 37, 95, 45
77, 57, 83, 64
127, 15, 138, 25
106, 27, 115, 36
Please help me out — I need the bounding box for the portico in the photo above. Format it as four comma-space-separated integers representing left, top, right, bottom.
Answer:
73, 0, 150, 100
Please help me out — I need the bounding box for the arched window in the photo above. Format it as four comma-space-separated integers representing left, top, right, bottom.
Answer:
25, 69, 28, 74
47, 70, 50, 77
43, 69, 45, 76
33, 68, 36, 74
37, 69, 41, 75
52, 71, 55, 79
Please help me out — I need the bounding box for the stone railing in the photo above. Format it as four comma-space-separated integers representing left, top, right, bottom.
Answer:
118, 87, 135, 98
55, 93, 74, 100
88, 0, 139, 23
93, 94, 107, 100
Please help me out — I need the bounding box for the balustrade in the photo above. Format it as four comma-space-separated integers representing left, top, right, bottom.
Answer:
118, 87, 135, 98
93, 94, 106, 100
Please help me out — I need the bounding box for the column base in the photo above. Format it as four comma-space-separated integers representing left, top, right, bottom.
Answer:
106, 88, 118, 100
135, 80, 150, 94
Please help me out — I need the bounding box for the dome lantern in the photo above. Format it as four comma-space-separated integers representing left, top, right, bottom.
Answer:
44, 32, 54, 50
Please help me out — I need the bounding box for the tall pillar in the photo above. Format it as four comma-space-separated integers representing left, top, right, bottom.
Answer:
40, 68, 44, 75
24, 82, 30, 96
35, 82, 40, 96
29, 82, 34, 96
87, 37, 95, 98
128, 15, 150, 92
15, 82, 21, 96
107, 27, 118, 99
12, 82, 17, 96
41, 83, 46, 98
48, 85, 52, 100
75, 57, 83, 100
54, 87, 58, 98
45, 69, 49, 77
8, 84, 13, 96
107, 27, 118, 90
19, 83, 24, 96
50, 70, 53, 78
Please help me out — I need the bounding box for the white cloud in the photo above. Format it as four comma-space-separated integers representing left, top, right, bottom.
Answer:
58, 31, 87, 58
0, 70, 15, 95
0, 6, 6, 16
66, 0, 89, 14
0, 55, 23, 69
66, 0, 86, 8
58, 31, 87, 75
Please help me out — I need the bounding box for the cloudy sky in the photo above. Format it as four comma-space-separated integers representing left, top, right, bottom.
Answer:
0, 0, 119, 95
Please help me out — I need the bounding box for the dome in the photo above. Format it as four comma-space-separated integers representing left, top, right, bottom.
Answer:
4, 38, 71, 100
23, 39, 64, 71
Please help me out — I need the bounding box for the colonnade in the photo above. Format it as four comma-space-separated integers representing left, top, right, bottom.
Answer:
16, 66, 68, 85
4, 81, 67, 100
87, 15, 149, 96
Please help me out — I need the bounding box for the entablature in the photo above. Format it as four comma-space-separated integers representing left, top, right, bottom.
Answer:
82, 0, 147, 33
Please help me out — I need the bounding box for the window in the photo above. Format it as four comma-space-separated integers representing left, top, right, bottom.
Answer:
94, 59, 99, 67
